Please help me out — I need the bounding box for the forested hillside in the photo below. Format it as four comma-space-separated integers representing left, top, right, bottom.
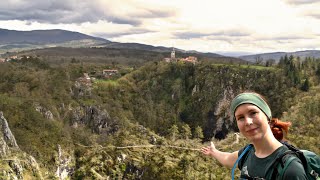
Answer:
0, 55, 319, 179
3, 47, 247, 67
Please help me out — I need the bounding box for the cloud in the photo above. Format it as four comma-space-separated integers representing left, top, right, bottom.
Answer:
273, 35, 314, 41
0, 0, 175, 25
256, 34, 314, 41
0, 0, 104, 24
283, 0, 320, 20
173, 29, 251, 39
206, 37, 235, 44
304, 12, 320, 19
173, 32, 211, 39
94, 28, 155, 38
214, 30, 251, 37
284, 0, 319, 5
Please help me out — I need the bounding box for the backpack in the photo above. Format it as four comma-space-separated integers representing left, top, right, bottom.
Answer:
231, 142, 320, 180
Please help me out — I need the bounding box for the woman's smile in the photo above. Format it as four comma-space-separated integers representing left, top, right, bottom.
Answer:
246, 127, 259, 135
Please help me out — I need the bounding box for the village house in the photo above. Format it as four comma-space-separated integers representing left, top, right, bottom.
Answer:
103, 69, 118, 78
180, 56, 198, 65
4, 55, 21, 62
9, 55, 19, 60
3, 55, 32, 62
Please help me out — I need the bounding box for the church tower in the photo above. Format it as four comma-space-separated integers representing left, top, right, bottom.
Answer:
171, 47, 175, 60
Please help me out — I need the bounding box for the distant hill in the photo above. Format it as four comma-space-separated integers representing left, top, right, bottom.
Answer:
0, 28, 109, 54
0, 28, 247, 65
0, 28, 108, 44
6, 46, 246, 66
0, 28, 222, 59
239, 50, 320, 63
0, 28, 247, 66
99, 42, 173, 52
97, 42, 224, 58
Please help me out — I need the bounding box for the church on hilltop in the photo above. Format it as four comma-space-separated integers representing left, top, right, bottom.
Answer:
163, 47, 198, 65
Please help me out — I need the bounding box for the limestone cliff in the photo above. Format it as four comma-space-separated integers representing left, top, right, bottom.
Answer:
71, 105, 119, 134
0, 111, 43, 180
0, 111, 19, 157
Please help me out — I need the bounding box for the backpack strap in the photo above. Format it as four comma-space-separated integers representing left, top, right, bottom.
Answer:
269, 151, 297, 179
269, 142, 309, 179
231, 144, 253, 180
282, 142, 309, 171
277, 155, 297, 179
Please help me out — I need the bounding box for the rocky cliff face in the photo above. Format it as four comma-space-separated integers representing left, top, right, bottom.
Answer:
34, 103, 54, 120
211, 88, 236, 139
0, 112, 19, 157
55, 144, 74, 180
0, 111, 43, 180
71, 105, 119, 134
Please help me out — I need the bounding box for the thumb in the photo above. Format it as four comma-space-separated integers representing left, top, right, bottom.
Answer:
210, 141, 215, 150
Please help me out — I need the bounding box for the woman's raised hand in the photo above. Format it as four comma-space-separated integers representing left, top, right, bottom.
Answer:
201, 141, 216, 156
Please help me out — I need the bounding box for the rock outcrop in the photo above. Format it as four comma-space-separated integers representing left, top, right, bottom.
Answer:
71, 79, 92, 98
71, 106, 119, 134
0, 112, 19, 157
0, 111, 43, 180
210, 88, 236, 139
55, 145, 74, 180
34, 103, 54, 120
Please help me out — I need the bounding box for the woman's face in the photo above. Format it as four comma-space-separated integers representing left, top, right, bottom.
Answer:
235, 104, 269, 142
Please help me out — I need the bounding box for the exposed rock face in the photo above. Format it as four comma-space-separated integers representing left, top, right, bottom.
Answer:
71, 106, 119, 134
214, 88, 234, 118
34, 103, 54, 120
207, 88, 237, 140
0, 135, 9, 157
0, 112, 43, 180
8, 159, 23, 179
55, 145, 73, 180
0, 111, 19, 156
71, 81, 92, 98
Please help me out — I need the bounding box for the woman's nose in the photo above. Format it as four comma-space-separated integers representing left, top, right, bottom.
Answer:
245, 117, 253, 126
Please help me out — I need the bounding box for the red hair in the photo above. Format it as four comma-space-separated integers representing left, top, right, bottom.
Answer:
269, 118, 291, 141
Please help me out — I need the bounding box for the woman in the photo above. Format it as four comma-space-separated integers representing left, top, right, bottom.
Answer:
201, 92, 307, 179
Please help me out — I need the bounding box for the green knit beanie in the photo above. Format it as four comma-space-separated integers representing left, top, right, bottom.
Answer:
230, 93, 272, 120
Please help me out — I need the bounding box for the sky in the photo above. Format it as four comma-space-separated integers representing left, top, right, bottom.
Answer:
0, 0, 319, 56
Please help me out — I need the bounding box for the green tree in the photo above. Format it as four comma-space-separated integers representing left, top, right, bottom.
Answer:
301, 78, 310, 92
194, 126, 204, 139
178, 155, 191, 179
181, 124, 192, 140
265, 59, 275, 67
169, 124, 179, 141
316, 63, 320, 77
255, 55, 263, 65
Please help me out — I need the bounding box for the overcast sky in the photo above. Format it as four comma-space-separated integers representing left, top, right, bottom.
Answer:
0, 0, 319, 56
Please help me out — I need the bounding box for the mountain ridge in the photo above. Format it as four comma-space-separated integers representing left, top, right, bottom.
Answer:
0, 28, 109, 54
239, 50, 320, 62
0, 28, 109, 44
99, 42, 223, 57
0, 28, 225, 59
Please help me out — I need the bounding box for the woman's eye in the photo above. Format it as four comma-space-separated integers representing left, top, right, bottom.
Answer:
251, 111, 257, 116
237, 117, 244, 121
